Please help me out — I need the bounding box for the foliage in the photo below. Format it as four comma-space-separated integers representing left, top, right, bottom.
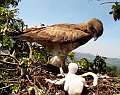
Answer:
0, 0, 21, 8
76, 55, 118, 77
77, 55, 107, 73
32, 43, 49, 63
77, 58, 93, 70
0, 0, 24, 55
93, 55, 107, 74
92, 0, 120, 21
67, 52, 75, 62
109, 2, 120, 21
116, 69, 120, 77
105, 66, 117, 77
0, 0, 49, 94
0, 54, 20, 94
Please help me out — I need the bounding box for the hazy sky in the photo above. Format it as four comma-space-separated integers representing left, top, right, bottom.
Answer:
17, 0, 120, 58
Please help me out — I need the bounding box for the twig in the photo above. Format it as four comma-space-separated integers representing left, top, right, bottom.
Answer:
100, 2, 120, 5
11, 50, 16, 57
0, 51, 19, 63
26, 42, 33, 59
97, 83, 99, 95
35, 78, 44, 89
26, 75, 38, 89
0, 81, 20, 84
0, 59, 20, 66
0, 68, 16, 70
11, 18, 23, 22
0, 84, 14, 90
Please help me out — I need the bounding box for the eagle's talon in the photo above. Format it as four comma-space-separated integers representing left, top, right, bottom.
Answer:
57, 73, 66, 77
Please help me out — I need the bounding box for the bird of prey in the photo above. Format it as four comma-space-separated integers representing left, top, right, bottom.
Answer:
14, 18, 103, 75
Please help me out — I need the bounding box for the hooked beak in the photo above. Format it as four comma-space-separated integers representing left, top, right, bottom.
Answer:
94, 36, 98, 41
94, 33, 98, 41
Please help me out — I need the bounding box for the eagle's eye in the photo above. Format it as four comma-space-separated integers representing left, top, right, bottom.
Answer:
84, 29, 88, 33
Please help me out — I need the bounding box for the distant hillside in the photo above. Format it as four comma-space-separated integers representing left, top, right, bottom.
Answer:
74, 52, 120, 68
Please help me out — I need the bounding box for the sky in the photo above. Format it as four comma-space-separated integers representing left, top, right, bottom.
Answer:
17, 0, 120, 58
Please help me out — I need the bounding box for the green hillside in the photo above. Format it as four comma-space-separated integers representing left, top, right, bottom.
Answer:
74, 52, 120, 68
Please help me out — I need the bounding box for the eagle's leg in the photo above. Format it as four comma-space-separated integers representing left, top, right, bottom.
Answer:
48, 45, 68, 77
49, 56, 66, 77
57, 58, 68, 77
57, 67, 66, 77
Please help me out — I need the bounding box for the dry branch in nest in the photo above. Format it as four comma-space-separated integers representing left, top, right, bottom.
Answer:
0, 53, 120, 95
8, 62, 120, 95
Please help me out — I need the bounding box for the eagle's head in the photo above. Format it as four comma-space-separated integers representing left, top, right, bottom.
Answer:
86, 18, 103, 41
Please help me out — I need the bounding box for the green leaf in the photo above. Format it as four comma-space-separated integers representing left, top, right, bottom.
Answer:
3, 25, 8, 32
10, 84, 19, 91
3, 36, 9, 44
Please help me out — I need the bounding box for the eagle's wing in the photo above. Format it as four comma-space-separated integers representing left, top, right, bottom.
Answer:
15, 23, 91, 43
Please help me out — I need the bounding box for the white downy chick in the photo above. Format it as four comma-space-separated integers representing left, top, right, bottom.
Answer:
64, 63, 88, 95
47, 63, 88, 95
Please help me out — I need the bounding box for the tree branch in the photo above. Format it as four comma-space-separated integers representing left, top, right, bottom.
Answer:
100, 2, 120, 5
11, 17, 24, 23
0, 51, 19, 63
0, 68, 16, 70
26, 42, 33, 59
0, 59, 20, 66
0, 81, 20, 84
0, 84, 15, 90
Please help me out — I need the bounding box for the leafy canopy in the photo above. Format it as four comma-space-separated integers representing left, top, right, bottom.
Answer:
109, 2, 120, 21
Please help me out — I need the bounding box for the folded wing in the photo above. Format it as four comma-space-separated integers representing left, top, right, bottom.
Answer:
14, 23, 90, 43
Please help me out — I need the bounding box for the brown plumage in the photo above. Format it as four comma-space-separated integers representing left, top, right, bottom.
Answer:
14, 18, 103, 74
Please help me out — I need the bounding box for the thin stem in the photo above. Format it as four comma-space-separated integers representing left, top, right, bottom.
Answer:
100, 2, 120, 5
